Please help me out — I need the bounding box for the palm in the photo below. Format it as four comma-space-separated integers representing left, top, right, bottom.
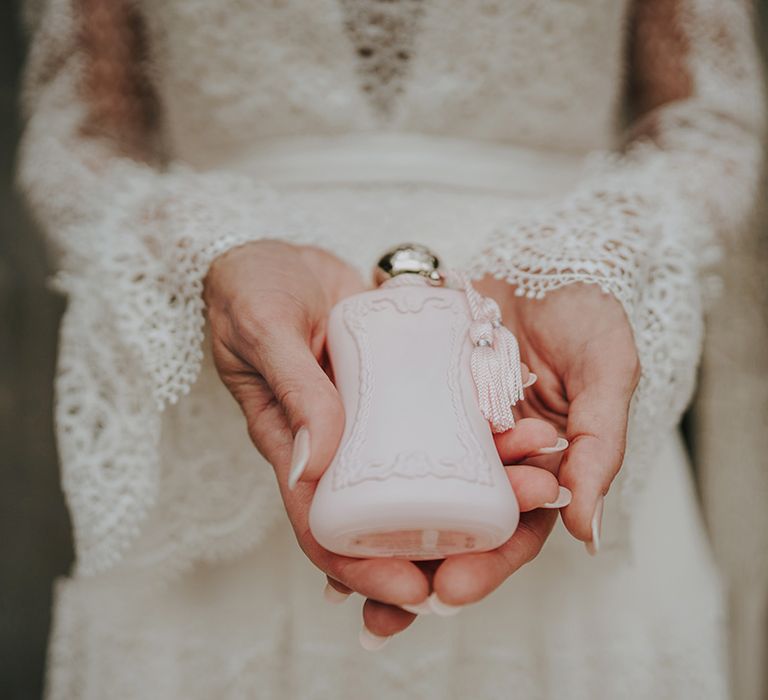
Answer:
421, 281, 640, 615
502, 283, 639, 434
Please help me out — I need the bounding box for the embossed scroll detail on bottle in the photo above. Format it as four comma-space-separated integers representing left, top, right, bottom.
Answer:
332, 286, 490, 490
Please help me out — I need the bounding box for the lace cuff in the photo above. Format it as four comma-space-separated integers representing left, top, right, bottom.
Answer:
468, 145, 761, 535
468, 0, 765, 529
74, 165, 323, 408
468, 156, 709, 514
15, 0, 326, 574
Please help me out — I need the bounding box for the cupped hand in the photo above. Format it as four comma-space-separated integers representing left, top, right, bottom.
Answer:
204, 240, 433, 613
355, 417, 566, 640
429, 280, 640, 608
361, 281, 640, 641
206, 251, 639, 644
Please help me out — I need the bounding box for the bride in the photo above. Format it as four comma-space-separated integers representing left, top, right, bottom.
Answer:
18, 0, 764, 698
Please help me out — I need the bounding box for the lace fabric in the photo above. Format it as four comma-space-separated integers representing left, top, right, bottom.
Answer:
339, 0, 426, 117
16, 0, 765, 581
18, 0, 332, 573
43, 454, 731, 700
468, 0, 765, 510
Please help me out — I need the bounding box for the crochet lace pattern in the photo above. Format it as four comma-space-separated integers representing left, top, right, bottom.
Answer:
16, 0, 765, 576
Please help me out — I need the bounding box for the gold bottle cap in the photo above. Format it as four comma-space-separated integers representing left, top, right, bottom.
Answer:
373, 243, 444, 287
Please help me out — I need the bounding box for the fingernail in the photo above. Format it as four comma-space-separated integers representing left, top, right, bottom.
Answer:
359, 626, 391, 651
534, 437, 569, 456
428, 592, 463, 617
542, 486, 572, 509
401, 599, 432, 616
288, 426, 310, 490
585, 496, 604, 556
323, 582, 350, 605
523, 372, 538, 388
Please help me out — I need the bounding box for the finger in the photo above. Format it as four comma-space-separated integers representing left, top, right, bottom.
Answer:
306, 542, 430, 607
558, 381, 633, 546
432, 509, 557, 606
290, 502, 431, 607
215, 344, 306, 487
362, 599, 417, 638
506, 465, 564, 511
493, 418, 560, 463
329, 558, 429, 606
240, 319, 345, 486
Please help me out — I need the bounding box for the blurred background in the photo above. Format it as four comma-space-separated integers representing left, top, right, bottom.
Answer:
0, 2, 766, 699
1, 3, 72, 699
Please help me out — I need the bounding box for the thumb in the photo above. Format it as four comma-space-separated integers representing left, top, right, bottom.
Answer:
245, 321, 345, 489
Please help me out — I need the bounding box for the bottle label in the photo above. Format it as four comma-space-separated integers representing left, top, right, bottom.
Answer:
331, 287, 492, 491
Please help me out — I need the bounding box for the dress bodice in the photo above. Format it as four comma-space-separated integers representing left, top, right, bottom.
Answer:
139, 0, 629, 167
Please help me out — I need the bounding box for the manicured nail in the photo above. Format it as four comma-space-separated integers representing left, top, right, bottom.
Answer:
401, 599, 432, 615
323, 582, 350, 605
288, 426, 310, 490
542, 486, 572, 509
585, 496, 604, 556
523, 372, 538, 388
428, 592, 463, 617
534, 437, 569, 456
359, 626, 390, 651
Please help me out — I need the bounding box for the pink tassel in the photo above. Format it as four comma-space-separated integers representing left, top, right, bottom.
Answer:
478, 297, 524, 409
469, 319, 516, 433
458, 275, 526, 433
493, 322, 525, 407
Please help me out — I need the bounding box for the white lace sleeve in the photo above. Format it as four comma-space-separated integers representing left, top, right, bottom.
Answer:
16, 0, 321, 575
17, 0, 320, 409
469, 0, 765, 504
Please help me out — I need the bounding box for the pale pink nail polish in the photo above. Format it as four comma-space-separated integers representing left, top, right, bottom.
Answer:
542, 486, 572, 509
323, 582, 351, 604
523, 372, 538, 388
401, 600, 432, 615
359, 626, 391, 651
534, 437, 569, 456
428, 593, 463, 617
288, 426, 310, 490
585, 496, 604, 556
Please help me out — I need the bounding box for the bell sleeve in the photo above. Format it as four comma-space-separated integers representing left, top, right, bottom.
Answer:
468, 0, 765, 510
16, 0, 321, 574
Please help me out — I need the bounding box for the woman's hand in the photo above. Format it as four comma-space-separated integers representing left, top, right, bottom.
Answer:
206, 250, 638, 643
362, 281, 640, 641
204, 241, 434, 614
340, 418, 570, 643
429, 280, 641, 607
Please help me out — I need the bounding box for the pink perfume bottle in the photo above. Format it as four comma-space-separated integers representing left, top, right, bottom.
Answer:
309, 244, 520, 559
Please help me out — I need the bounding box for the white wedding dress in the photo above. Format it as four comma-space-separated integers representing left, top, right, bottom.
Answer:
17, 1, 765, 698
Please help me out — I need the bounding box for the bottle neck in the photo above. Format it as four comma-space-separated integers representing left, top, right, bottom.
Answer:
379, 273, 437, 290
